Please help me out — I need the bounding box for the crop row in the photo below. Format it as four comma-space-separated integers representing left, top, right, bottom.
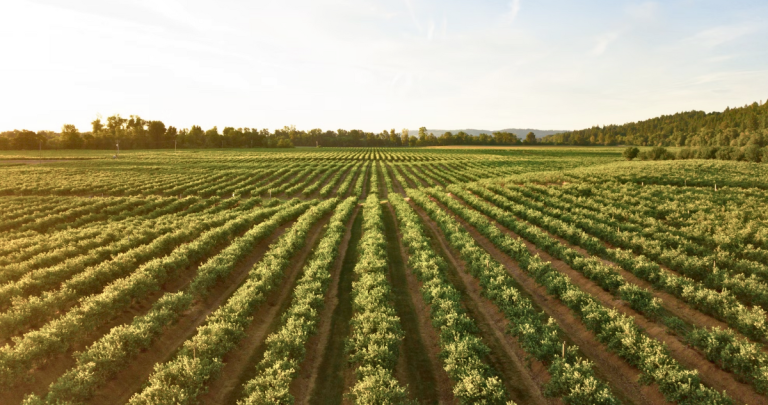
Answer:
345, 193, 408, 403
481, 183, 768, 342
523, 183, 768, 282
127, 198, 338, 404
388, 194, 506, 403
336, 162, 362, 197
0, 197, 201, 285
453, 184, 768, 393
418, 188, 732, 404
237, 196, 358, 404
22, 200, 318, 404
0, 198, 263, 336
0, 200, 294, 386
408, 189, 620, 404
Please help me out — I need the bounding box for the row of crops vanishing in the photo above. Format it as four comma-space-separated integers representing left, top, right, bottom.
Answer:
2, 148, 767, 404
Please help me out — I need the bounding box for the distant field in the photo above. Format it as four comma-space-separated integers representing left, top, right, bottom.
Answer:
2, 147, 767, 404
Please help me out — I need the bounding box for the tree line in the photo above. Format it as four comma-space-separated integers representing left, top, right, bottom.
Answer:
0, 115, 537, 150
542, 100, 768, 147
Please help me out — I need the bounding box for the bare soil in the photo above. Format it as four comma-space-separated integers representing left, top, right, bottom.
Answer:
424, 197, 669, 405
292, 207, 359, 404
458, 195, 768, 404
401, 165, 430, 188
386, 203, 459, 404
376, 162, 388, 199
0, 160, 78, 165
328, 165, 356, 198
6, 218, 291, 405
198, 213, 334, 405
306, 211, 363, 405
382, 204, 444, 404
385, 162, 407, 195
408, 201, 555, 405
85, 222, 294, 405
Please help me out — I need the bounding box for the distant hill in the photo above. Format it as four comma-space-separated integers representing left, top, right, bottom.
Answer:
540, 100, 767, 146
413, 129, 565, 139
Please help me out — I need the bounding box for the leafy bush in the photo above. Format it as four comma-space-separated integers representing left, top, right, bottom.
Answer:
639, 146, 674, 161
622, 147, 640, 161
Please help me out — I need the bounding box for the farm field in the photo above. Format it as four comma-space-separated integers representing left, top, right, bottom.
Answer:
2, 147, 768, 405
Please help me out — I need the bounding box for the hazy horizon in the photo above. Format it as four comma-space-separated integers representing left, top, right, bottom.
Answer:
1, 0, 766, 133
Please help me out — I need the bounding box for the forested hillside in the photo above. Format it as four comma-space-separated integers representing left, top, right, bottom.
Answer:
542, 100, 768, 147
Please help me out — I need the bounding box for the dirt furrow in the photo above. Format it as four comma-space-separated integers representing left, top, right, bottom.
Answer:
307, 211, 362, 405
382, 204, 444, 404
198, 213, 334, 405
385, 163, 407, 195
84, 222, 294, 405
291, 207, 359, 404
329, 165, 356, 197
6, 217, 287, 405
421, 198, 668, 405
450, 196, 766, 405
485, 193, 754, 341
408, 200, 555, 405
386, 203, 458, 404
377, 162, 389, 199
402, 165, 430, 188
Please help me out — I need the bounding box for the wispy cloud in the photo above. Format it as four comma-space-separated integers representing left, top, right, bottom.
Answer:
505, 0, 521, 23
626, 1, 658, 22
685, 24, 756, 48
591, 31, 620, 56
403, 0, 422, 32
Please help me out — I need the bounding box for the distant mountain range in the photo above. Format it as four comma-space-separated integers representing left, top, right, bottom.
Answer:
412, 129, 566, 139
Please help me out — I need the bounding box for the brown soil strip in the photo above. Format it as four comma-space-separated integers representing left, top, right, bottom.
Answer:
385, 163, 407, 195
0, 160, 79, 165
482, 190, 767, 347
382, 204, 442, 404
6, 219, 292, 405
393, 164, 420, 189
402, 165, 430, 188
84, 222, 294, 405
376, 162, 388, 199
360, 164, 370, 200
342, 166, 363, 199
503, 201, 746, 338
407, 202, 554, 405
454, 197, 766, 404
385, 203, 457, 404
307, 211, 362, 405
199, 213, 334, 405
292, 207, 359, 404
308, 166, 344, 199
418, 166, 448, 187
421, 198, 668, 405
329, 165, 357, 197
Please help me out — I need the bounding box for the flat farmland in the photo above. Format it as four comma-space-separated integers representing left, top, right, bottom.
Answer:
2, 147, 768, 405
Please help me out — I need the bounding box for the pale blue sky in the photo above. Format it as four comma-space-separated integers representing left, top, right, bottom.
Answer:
1, 0, 766, 132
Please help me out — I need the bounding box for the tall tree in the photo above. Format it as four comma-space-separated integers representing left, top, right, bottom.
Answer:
147, 121, 167, 148
524, 131, 536, 145
61, 124, 83, 149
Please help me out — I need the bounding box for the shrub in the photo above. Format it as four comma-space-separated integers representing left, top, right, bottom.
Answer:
695, 146, 718, 159
745, 145, 762, 163
639, 146, 674, 161
622, 147, 640, 161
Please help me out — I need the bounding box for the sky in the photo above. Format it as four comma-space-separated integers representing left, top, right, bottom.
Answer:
1, 0, 767, 133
